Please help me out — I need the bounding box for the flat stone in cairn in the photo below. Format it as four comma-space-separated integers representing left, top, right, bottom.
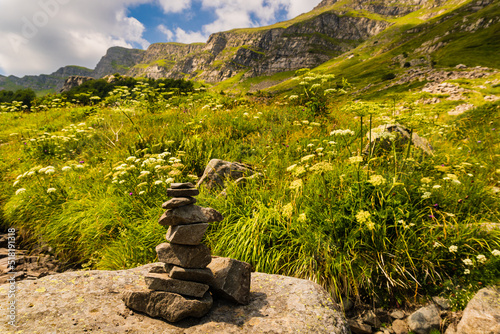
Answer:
166, 223, 209, 245
162, 197, 197, 210
167, 188, 199, 197
156, 243, 212, 269
149, 264, 168, 274
165, 264, 214, 284
158, 205, 223, 226
122, 290, 213, 323
145, 273, 209, 298
170, 182, 195, 189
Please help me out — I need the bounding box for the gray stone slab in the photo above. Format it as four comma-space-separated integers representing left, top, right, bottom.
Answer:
145, 273, 209, 298
166, 223, 209, 245
166, 265, 214, 284
158, 205, 222, 226
166, 188, 199, 197
162, 197, 197, 209
170, 183, 195, 189
156, 243, 211, 269
123, 290, 212, 323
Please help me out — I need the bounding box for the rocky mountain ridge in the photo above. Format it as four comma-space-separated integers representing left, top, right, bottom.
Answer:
0, 0, 496, 93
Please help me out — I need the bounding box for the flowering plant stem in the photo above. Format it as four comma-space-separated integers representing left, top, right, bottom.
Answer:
119, 108, 144, 141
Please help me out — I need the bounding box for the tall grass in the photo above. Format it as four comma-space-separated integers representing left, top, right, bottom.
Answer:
0, 84, 498, 307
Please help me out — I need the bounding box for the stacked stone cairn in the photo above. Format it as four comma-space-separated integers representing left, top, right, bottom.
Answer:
123, 182, 225, 322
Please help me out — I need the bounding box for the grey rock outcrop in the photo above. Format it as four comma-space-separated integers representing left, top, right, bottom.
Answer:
60, 75, 94, 92
125, 11, 391, 83
0, 233, 62, 283
407, 304, 441, 334
315, 0, 428, 17
364, 124, 434, 156
455, 287, 500, 334
0, 263, 350, 333
197, 159, 256, 190
93, 46, 145, 78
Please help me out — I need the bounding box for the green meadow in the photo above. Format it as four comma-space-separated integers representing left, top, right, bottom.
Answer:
0, 71, 499, 310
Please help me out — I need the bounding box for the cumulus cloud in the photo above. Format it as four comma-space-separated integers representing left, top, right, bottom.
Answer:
0, 0, 150, 77
158, 0, 321, 44
157, 0, 192, 13
0, 0, 322, 77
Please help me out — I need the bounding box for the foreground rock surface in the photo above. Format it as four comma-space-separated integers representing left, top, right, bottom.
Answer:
455, 287, 500, 334
0, 263, 350, 333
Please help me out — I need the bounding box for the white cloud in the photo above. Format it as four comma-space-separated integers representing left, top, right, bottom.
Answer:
286, 0, 320, 18
174, 28, 207, 44
0, 0, 151, 77
157, 24, 174, 40
157, 0, 192, 13
0, 0, 322, 77
163, 0, 322, 44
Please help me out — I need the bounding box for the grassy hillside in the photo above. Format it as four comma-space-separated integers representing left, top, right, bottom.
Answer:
220, 0, 498, 94
0, 71, 498, 308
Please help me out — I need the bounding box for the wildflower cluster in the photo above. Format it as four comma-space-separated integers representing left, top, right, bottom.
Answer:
288, 69, 343, 116
105, 151, 196, 196
24, 123, 96, 159
12, 162, 86, 198
356, 210, 375, 230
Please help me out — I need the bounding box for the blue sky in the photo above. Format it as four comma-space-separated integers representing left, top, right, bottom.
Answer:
0, 0, 321, 77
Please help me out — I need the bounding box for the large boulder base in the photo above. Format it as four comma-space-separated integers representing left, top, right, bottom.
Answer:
0, 263, 350, 334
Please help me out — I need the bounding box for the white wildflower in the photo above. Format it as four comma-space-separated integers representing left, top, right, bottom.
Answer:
368, 175, 386, 187
15, 188, 26, 195
348, 156, 363, 164
462, 258, 473, 266
301, 154, 316, 162
289, 179, 303, 191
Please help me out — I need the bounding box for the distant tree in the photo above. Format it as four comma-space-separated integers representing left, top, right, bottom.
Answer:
0, 88, 36, 109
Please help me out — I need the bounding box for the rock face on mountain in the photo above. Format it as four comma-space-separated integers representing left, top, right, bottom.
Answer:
0, 263, 350, 334
60, 75, 94, 92
2, 0, 495, 93
93, 46, 145, 78
315, 0, 431, 16
127, 12, 391, 82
